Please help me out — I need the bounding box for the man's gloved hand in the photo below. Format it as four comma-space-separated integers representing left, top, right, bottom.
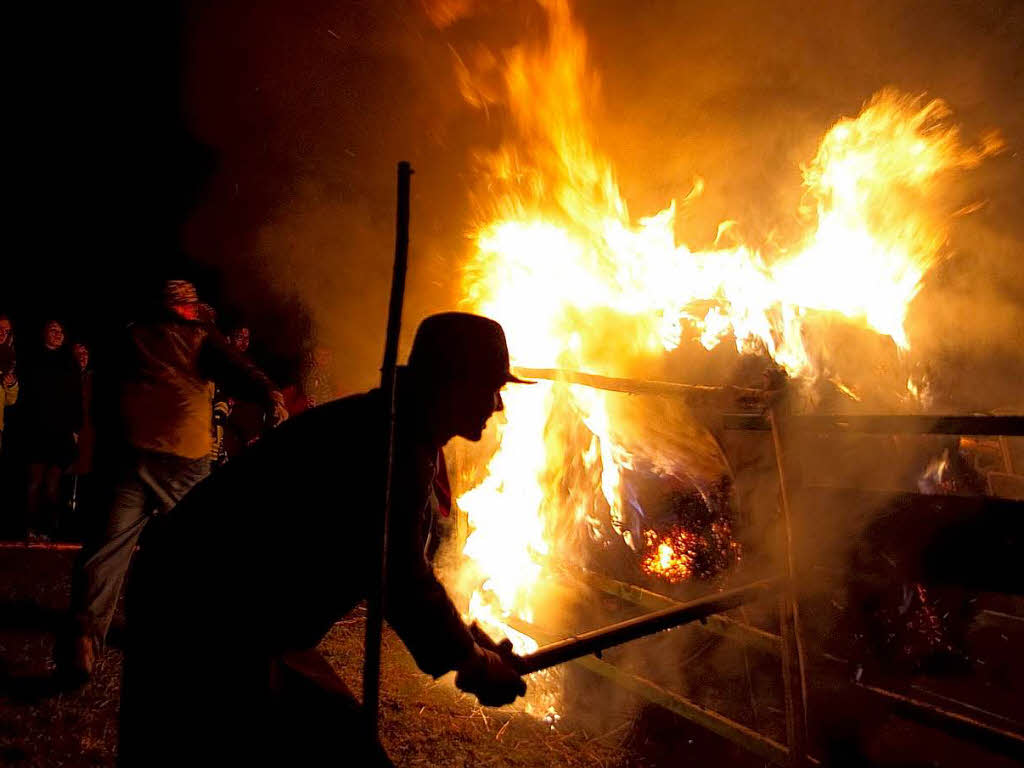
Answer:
455, 643, 527, 707
469, 622, 516, 658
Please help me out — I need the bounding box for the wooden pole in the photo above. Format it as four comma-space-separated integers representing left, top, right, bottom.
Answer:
512, 366, 770, 410
363, 161, 413, 734
514, 579, 777, 674
790, 414, 1024, 436
559, 566, 782, 654
770, 407, 811, 768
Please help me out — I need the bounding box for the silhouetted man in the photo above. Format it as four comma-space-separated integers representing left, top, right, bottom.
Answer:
119, 312, 529, 767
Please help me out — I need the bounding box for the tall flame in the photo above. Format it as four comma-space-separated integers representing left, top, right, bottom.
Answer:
448, 0, 1002, 665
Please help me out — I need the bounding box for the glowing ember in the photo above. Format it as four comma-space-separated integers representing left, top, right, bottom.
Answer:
641, 529, 695, 584
641, 523, 742, 584
448, 0, 1002, 671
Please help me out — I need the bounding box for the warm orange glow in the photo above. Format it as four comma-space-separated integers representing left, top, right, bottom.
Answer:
640, 523, 742, 584
641, 529, 695, 584
449, 0, 1001, 670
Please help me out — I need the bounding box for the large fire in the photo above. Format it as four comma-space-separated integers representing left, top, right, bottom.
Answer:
444, 0, 1002, 668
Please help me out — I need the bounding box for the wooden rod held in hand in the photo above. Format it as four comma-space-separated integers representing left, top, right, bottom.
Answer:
514, 579, 778, 675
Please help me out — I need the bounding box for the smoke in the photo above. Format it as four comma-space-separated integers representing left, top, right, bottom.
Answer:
180, 0, 482, 390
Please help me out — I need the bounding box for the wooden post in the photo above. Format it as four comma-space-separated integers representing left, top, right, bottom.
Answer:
363, 161, 413, 735
770, 407, 811, 767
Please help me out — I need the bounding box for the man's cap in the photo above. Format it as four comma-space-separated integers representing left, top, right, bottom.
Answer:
163, 280, 199, 307
408, 312, 532, 387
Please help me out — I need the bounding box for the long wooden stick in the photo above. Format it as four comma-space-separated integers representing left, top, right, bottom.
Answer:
363, 161, 413, 733
562, 566, 782, 654
513, 578, 777, 674
512, 366, 770, 410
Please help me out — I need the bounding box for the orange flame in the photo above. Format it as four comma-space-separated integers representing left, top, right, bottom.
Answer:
447, 0, 1002, 672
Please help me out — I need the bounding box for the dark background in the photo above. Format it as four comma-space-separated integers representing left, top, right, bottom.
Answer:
3, 0, 1022, 395
5, 4, 232, 368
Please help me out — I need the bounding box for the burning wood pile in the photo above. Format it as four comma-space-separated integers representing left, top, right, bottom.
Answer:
445, 0, 1004, 639
427, 0, 1022, 761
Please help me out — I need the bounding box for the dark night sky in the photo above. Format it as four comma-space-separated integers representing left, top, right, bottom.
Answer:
5, 4, 216, 367
4, 0, 1022, 396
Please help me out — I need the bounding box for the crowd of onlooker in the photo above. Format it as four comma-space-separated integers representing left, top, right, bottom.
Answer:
0, 315, 89, 540
0, 289, 342, 545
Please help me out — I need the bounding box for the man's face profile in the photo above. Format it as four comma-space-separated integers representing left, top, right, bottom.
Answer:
450, 380, 505, 442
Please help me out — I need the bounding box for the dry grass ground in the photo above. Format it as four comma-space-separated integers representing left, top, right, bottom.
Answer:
320, 611, 632, 767
9, 546, 1020, 767
0, 548, 120, 767
0, 547, 639, 767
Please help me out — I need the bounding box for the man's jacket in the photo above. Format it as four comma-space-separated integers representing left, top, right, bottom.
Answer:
131, 383, 475, 673
118, 313, 278, 459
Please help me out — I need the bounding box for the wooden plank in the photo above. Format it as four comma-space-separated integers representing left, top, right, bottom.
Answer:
723, 414, 1024, 436
512, 367, 770, 410
791, 414, 1024, 436
856, 683, 1024, 762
